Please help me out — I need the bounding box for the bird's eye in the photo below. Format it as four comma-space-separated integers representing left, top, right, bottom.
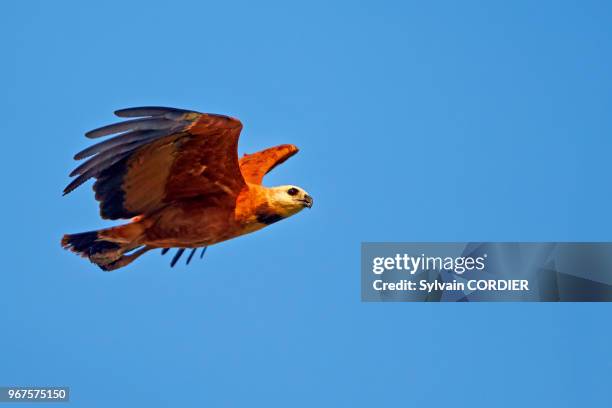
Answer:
287, 188, 299, 196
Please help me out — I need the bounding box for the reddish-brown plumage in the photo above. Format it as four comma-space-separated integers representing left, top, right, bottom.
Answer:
239, 144, 299, 184
61, 107, 312, 271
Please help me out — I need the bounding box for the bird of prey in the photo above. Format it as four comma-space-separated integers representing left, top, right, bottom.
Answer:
61, 106, 313, 271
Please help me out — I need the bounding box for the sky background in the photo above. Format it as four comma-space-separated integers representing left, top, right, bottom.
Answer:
1, 0, 611, 406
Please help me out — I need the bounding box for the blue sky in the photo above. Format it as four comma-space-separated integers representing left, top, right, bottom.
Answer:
1, 0, 611, 406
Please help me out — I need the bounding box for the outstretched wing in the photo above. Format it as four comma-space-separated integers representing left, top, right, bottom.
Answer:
64, 107, 246, 220
239, 144, 299, 184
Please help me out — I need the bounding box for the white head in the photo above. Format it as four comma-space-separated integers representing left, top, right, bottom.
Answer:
266, 185, 313, 218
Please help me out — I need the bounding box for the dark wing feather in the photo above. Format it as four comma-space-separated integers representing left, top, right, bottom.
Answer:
170, 249, 185, 267
161, 247, 208, 267
74, 129, 168, 160
186, 248, 196, 265
64, 152, 132, 195
64, 106, 246, 220
64, 108, 194, 196
70, 139, 152, 177
114, 106, 193, 118
86, 117, 175, 139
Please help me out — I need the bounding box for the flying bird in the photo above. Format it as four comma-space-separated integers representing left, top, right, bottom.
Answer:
61, 106, 313, 271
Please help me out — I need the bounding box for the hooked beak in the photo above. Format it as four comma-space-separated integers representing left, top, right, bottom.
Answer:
301, 194, 314, 209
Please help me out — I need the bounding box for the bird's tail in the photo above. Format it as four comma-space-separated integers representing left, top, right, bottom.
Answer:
61, 222, 146, 271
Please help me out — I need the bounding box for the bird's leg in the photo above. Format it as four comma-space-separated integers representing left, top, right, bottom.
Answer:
100, 246, 154, 271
